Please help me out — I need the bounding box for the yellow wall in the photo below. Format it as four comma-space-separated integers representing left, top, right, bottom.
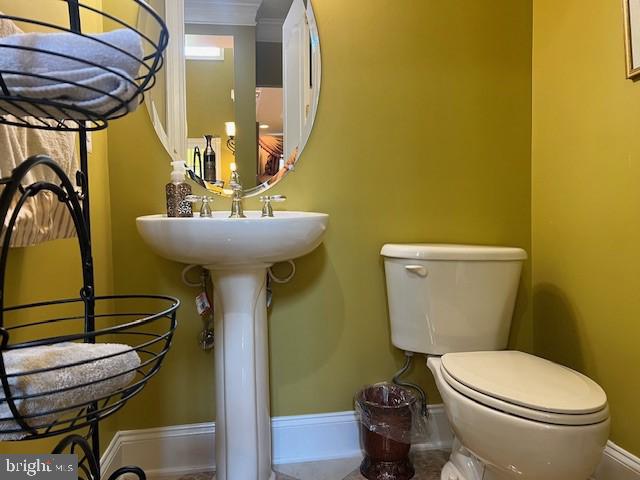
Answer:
147, 0, 167, 131
532, 0, 640, 456
105, 0, 533, 432
186, 50, 235, 182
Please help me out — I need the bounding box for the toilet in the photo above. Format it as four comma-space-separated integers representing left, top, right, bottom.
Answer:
381, 244, 610, 480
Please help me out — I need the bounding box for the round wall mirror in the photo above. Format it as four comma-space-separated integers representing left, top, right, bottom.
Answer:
142, 0, 321, 198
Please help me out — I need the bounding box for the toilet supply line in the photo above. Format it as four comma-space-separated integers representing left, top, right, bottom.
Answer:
392, 351, 428, 417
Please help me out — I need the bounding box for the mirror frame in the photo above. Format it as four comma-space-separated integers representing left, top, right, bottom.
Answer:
146, 0, 321, 198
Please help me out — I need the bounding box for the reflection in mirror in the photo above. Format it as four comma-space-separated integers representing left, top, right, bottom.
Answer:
143, 0, 320, 198
142, 0, 170, 153
141, 0, 188, 161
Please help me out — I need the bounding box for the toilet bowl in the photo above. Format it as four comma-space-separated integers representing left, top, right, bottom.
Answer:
428, 354, 609, 480
381, 244, 610, 480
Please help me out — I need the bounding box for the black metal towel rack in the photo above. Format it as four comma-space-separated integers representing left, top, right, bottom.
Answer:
0, 2, 179, 479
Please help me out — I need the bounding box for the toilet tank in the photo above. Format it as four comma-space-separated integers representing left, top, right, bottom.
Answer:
381, 244, 527, 355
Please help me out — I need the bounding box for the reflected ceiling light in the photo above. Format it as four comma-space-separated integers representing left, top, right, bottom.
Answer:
259, 124, 270, 129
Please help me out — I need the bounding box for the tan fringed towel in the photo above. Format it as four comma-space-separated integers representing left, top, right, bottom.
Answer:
0, 14, 78, 247
0, 343, 141, 440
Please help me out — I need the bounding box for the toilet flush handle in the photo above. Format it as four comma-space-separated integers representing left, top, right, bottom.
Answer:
405, 265, 428, 277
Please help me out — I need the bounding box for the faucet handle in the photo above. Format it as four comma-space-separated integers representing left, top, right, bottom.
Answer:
260, 195, 287, 217
230, 170, 242, 189
186, 195, 214, 217
262, 195, 287, 202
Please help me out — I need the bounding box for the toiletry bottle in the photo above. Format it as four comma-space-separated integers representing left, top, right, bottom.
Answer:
203, 134, 217, 182
166, 161, 193, 217
193, 145, 202, 178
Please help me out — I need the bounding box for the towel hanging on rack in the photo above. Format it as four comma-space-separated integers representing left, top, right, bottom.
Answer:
0, 121, 79, 247
0, 15, 78, 248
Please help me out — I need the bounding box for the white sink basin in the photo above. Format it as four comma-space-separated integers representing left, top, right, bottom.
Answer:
136, 209, 328, 480
136, 211, 328, 267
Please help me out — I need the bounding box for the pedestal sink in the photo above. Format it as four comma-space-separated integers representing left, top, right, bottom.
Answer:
136, 211, 329, 480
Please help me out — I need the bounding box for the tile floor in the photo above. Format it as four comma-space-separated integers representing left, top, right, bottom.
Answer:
175, 449, 449, 480
343, 450, 449, 480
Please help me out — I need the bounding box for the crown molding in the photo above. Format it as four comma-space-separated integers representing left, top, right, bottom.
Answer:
185, 0, 263, 26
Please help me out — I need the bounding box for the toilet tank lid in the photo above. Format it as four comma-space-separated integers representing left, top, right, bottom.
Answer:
380, 244, 528, 261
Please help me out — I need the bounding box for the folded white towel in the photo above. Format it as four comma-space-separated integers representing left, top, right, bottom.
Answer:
1, 66, 139, 119
0, 29, 143, 78
0, 342, 141, 440
0, 28, 144, 120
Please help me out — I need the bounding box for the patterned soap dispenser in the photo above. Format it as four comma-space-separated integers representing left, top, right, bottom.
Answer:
166, 160, 193, 217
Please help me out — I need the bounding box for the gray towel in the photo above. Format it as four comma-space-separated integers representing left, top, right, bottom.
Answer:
0, 342, 141, 440
0, 28, 144, 119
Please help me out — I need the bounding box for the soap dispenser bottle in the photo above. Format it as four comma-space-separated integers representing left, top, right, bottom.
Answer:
166, 161, 193, 217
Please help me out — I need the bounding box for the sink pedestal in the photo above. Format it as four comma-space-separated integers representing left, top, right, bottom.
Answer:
136, 212, 329, 480
209, 265, 275, 480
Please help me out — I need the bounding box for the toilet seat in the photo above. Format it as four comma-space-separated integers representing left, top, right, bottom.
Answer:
428, 355, 611, 480
440, 351, 609, 426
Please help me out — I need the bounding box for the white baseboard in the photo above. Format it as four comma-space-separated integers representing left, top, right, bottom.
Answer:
101, 407, 640, 480
101, 404, 453, 479
594, 441, 640, 480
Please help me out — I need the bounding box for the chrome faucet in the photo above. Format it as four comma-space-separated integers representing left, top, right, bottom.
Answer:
260, 195, 287, 217
229, 170, 246, 218
186, 195, 214, 217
